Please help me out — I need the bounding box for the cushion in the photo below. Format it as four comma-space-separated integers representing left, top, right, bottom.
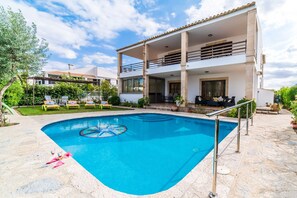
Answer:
69, 101, 77, 104
46, 101, 55, 105
213, 97, 218, 102
87, 101, 94, 104
198, 97, 202, 101
101, 101, 107, 105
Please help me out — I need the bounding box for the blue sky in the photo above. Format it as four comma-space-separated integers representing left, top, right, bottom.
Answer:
1, 0, 296, 89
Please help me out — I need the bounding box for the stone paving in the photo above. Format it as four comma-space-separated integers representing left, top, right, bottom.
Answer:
0, 109, 296, 198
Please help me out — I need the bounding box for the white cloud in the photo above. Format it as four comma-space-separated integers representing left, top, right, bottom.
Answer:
43, 0, 170, 40
1, 0, 89, 59
83, 52, 116, 65
171, 12, 176, 18
101, 44, 116, 51
3, 0, 170, 60
43, 60, 69, 71
185, 0, 297, 89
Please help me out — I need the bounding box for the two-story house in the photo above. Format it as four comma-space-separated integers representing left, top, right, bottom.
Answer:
117, 2, 265, 107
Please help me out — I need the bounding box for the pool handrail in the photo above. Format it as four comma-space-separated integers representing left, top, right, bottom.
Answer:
206, 100, 253, 117
207, 100, 254, 198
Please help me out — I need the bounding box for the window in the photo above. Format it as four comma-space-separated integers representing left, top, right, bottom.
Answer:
201, 80, 226, 100
122, 77, 143, 93
201, 42, 232, 60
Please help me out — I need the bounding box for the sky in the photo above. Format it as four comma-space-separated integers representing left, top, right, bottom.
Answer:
0, 0, 296, 90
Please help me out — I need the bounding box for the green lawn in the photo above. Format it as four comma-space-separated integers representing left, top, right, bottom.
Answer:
16, 105, 130, 116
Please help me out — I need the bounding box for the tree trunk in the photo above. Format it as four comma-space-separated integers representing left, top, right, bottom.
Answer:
0, 77, 17, 126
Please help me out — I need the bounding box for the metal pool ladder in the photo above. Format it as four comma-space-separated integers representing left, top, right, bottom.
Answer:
206, 100, 255, 198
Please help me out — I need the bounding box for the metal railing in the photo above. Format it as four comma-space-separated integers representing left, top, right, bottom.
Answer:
121, 61, 144, 73
120, 40, 246, 73
206, 100, 254, 198
188, 40, 246, 62
148, 56, 181, 69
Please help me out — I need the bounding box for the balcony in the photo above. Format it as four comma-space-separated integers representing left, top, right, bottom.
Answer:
120, 40, 247, 74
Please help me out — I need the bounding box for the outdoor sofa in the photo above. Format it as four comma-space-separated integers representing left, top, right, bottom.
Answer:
195, 96, 235, 107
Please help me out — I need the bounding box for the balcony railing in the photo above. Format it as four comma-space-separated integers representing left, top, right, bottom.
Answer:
120, 40, 247, 73
121, 61, 144, 73
148, 56, 181, 69
187, 40, 246, 62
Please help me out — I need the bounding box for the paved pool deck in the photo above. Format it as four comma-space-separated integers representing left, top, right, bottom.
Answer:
0, 109, 296, 198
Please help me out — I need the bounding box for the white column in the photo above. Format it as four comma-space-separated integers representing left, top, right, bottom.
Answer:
117, 53, 122, 95
143, 44, 149, 98
245, 9, 257, 99
181, 31, 188, 107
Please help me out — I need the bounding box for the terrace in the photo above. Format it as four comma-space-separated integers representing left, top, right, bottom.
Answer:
120, 40, 247, 73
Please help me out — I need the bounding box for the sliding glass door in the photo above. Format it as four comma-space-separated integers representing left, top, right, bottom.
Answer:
201, 80, 226, 100
149, 77, 165, 103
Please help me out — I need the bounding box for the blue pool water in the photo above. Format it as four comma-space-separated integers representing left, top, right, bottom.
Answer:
42, 113, 237, 195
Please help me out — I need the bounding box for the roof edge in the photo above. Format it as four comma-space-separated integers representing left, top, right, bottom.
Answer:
116, 1, 256, 52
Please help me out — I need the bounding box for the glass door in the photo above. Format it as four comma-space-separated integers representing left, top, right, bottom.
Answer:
149, 77, 165, 103
201, 80, 226, 100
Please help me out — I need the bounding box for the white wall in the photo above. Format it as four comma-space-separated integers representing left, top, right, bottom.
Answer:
120, 93, 143, 103
187, 70, 246, 103
256, 88, 274, 107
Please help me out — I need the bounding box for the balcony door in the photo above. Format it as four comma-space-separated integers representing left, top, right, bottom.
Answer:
149, 77, 165, 103
201, 80, 226, 100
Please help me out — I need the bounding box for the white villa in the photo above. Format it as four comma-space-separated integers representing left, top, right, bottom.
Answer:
117, 2, 271, 107
33, 66, 117, 86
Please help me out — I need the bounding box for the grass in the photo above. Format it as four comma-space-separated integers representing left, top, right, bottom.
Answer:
16, 105, 130, 116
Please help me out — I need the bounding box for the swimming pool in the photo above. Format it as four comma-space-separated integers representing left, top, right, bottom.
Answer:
42, 113, 237, 195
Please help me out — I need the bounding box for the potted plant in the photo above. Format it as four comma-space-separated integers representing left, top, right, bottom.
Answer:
291, 102, 297, 129
175, 95, 184, 107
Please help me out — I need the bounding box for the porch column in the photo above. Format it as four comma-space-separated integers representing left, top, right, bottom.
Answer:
245, 9, 257, 99
143, 44, 149, 98
117, 52, 122, 95
181, 31, 188, 107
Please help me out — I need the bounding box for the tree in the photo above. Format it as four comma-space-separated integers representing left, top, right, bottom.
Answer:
100, 80, 118, 101
0, 6, 48, 124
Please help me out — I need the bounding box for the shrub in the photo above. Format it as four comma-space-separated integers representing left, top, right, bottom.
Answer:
121, 101, 137, 107
108, 96, 120, 105
3, 81, 24, 106
137, 97, 149, 108
291, 102, 297, 122
227, 108, 237, 118
237, 98, 256, 118
277, 85, 297, 108
226, 98, 256, 118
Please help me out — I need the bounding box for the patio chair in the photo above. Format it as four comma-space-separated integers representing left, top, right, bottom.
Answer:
66, 100, 80, 109
99, 101, 112, 109
45, 95, 51, 101
61, 96, 68, 106
85, 101, 96, 109
42, 100, 60, 111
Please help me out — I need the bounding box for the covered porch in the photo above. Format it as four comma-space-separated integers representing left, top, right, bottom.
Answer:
147, 63, 246, 105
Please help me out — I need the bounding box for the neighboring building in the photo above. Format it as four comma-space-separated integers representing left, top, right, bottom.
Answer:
34, 66, 117, 86
116, 2, 267, 106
